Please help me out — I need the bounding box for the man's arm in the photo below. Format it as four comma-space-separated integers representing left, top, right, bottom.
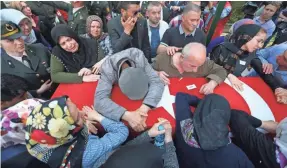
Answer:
108, 20, 133, 53
94, 69, 127, 121
142, 51, 165, 108
205, 59, 228, 84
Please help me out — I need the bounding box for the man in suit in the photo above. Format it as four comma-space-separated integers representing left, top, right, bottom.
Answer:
1, 21, 54, 98
107, 1, 152, 63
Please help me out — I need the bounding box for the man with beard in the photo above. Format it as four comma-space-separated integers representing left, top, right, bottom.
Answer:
107, 1, 152, 63
146, 2, 169, 62
157, 3, 206, 56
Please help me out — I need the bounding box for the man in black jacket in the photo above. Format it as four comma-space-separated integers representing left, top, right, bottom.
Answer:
107, 1, 152, 63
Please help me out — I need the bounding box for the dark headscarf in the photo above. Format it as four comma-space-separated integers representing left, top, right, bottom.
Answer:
25, 96, 89, 168
213, 24, 263, 74
51, 24, 100, 73
193, 94, 231, 150
225, 24, 262, 56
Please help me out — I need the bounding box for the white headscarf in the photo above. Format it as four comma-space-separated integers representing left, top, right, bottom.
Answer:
0, 8, 37, 44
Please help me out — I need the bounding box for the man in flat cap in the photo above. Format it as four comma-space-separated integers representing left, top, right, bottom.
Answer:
1, 21, 55, 98
94, 48, 164, 132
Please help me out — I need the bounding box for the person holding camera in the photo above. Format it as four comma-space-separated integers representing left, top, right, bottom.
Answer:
107, 1, 152, 63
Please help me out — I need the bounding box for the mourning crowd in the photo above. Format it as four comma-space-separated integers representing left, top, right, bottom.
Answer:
1, 1, 287, 168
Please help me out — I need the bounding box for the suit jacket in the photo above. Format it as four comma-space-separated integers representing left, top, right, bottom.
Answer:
68, 7, 89, 35
107, 15, 152, 63
1, 43, 51, 90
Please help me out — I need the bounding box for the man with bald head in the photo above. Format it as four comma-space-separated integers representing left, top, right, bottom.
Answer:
153, 42, 227, 95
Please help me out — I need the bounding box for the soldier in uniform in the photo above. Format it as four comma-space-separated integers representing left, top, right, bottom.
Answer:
1, 21, 55, 99
68, 1, 89, 35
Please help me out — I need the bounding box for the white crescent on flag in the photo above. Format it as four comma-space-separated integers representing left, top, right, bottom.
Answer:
156, 80, 275, 124
224, 79, 275, 121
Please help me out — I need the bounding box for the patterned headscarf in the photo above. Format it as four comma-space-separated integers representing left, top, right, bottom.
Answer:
25, 96, 88, 168
1, 98, 43, 148
86, 15, 108, 41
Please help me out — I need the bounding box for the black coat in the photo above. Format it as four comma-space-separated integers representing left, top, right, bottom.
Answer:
107, 15, 151, 63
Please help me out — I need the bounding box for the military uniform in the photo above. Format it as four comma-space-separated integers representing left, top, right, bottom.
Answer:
1, 21, 55, 98
68, 7, 89, 35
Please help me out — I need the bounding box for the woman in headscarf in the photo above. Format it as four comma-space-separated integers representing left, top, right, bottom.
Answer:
81, 15, 113, 57
174, 92, 254, 168
207, 19, 255, 54
50, 24, 105, 84
25, 96, 178, 168
0, 8, 51, 49
9, 1, 55, 46
210, 24, 287, 104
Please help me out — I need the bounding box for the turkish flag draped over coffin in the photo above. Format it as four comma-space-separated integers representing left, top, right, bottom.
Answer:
52, 77, 287, 130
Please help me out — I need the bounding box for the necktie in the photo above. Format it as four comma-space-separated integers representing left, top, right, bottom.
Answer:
22, 55, 32, 69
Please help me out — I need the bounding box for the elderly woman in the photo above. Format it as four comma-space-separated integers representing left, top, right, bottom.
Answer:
210, 24, 287, 104
9, 1, 54, 46
50, 24, 106, 83
0, 8, 51, 49
81, 15, 113, 57
25, 96, 178, 168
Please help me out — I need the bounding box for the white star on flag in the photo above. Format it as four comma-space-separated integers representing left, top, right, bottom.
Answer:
156, 85, 175, 118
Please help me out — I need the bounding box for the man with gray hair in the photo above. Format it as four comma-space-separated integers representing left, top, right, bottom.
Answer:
95, 48, 164, 132
153, 42, 227, 95
157, 3, 206, 56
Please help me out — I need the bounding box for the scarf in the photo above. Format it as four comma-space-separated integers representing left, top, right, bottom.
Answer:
25, 96, 88, 168
218, 24, 262, 74
22, 29, 37, 45
277, 55, 287, 71
86, 15, 108, 42
1, 98, 43, 148
51, 24, 100, 73
193, 94, 231, 150
0, 9, 37, 45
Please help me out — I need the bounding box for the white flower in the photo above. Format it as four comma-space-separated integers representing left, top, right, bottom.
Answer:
48, 118, 70, 138
32, 113, 46, 129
